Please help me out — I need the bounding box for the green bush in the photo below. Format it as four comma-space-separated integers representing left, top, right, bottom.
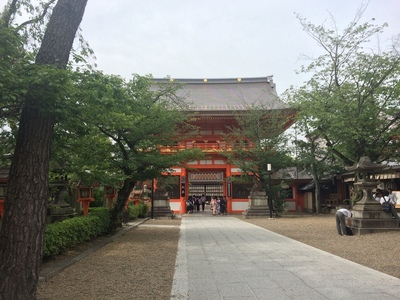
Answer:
138, 203, 148, 218
42, 204, 149, 260
126, 202, 148, 220
89, 207, 112, 233
91, 188, 106, 207
273, 185, 288, 214
42, 207, 111, 259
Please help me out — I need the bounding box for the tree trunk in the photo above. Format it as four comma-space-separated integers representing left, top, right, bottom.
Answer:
0, 1, 88, 299
314, 178, 321, 214
110, 180, 135, 229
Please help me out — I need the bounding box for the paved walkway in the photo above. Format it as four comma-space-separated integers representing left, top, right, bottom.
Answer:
170, 212, 400, 300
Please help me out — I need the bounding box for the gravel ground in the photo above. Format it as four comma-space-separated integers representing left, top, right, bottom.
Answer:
37, 214, 400, 299
38, 219, 181, 300
241, 214, 400, 279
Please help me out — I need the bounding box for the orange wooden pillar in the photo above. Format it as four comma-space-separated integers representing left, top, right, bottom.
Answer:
180, 169, 187, 214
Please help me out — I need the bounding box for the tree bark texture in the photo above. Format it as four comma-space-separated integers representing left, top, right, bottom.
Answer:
110, 180, 136, 229
0, 1, 88, 299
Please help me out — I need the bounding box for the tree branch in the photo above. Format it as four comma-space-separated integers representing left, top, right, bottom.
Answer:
16, 0, 57, 30
318, 128, 354, 165
1, 0, 18, 28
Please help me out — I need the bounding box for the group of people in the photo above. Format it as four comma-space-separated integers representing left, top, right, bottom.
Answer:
210, 196, 227, 216
336, 188, 399, 236
185, 194, 228, 215
186, 194, 206, 213
373, 188, 399, 220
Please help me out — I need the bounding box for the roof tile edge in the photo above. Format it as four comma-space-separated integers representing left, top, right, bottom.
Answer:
153, 76, 274, 85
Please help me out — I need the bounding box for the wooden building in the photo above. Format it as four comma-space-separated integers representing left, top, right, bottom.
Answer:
152, 76, 302, 214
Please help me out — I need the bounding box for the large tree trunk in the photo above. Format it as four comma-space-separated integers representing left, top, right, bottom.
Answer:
110, 180, 136, 229
314, 179, 321, 214
0, 1, 88, 299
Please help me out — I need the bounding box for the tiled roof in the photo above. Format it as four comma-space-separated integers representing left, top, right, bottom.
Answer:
152, 76, 288, 111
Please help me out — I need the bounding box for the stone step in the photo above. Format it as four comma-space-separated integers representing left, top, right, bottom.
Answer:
351, 227, 400, 235
243, 208, 273, 218
352, 218, 399, 228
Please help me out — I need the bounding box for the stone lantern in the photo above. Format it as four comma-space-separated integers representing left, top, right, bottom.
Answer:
346, 156, 399, 234
48, 180, 74, 222
243, 177, 271, 218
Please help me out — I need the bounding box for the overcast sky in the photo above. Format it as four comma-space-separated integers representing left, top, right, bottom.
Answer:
2, 0, 400, 94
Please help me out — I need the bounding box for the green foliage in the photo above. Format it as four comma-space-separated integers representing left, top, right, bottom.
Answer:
0, 2, 95, 167
288, 8, 400, 166
42, 207, 111, 258
125, 203, 148, 219
283, 7, 400, 212
273, 184, 288, 214
91, 187, 105, 208
48, 72, 203, 225
222, 103, 295, 196
137, 203, 148, 218
126, 204, 139, 220
50, 73, 202, 187
1, 15, 201, 220
28, 64, 75, 118
0, 26, 29, 165
88, 207, 112, 232
0, 27, 30, 111
0, 27, 86, 167
1, 0, 94, 66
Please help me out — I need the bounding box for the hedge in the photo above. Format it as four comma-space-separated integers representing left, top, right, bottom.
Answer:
42, 204, 148, 259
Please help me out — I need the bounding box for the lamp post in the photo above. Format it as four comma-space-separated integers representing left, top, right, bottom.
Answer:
77, 185, 95, 216
267, 163, 273, 219
104, 186, 116, 209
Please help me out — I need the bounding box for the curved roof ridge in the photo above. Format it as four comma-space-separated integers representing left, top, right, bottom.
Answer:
153, 76, 274, 85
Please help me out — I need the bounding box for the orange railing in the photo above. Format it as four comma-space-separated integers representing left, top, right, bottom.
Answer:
160, 142, 254, 153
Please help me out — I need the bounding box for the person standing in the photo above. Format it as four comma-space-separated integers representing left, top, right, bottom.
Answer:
193, 195, 200, 212
335, 207, 352, 236
220, 196, 226, 215
210, 196, 217, 215
186, 196, 194, 214
200, 194, 206, 211
216, 197, 221, 215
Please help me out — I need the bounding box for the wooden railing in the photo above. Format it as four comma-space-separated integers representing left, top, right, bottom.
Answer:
160, 142, 254, 153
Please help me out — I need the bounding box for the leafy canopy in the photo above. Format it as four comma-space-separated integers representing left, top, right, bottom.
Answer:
222, 102, 295, 191
288, 7, 400, 166
51, 72, 202, 186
